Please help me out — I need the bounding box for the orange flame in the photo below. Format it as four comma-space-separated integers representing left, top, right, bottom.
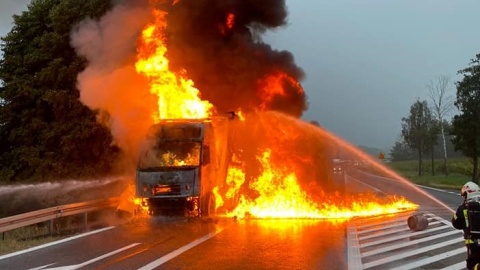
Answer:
258, 71, 304, 111
131, 7, 417, 220
135, 12, 213, 121
133, 197, 150, 214
225, 166, 245, 199
226, 13, 235, 29
223, 149, 417, 219
219, 13, 235, 35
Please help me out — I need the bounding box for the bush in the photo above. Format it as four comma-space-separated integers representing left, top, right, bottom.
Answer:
447, 161, 473, 176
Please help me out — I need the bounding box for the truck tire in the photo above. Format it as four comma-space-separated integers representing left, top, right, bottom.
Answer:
201, 192, 216, 217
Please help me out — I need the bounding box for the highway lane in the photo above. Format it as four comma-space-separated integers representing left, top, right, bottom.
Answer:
0, 217, 227, 269
349, 170, 459, 217
0, 171, 467, 270
0, 216, 349, 269
145, 219, 347, 270
419, 185, 462, 212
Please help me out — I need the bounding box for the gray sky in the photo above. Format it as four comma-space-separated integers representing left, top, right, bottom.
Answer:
0, 1, 30, 33
267, 0, 480, 150
1, 0, 480, 151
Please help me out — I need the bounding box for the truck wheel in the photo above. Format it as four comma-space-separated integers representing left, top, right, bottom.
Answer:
202, 192, 216, 217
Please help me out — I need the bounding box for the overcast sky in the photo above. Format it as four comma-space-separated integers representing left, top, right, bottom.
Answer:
1, 0, 480, 151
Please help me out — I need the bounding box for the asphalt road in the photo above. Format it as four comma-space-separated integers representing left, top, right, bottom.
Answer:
0, 171, 467, 270
0, 216, 349, 269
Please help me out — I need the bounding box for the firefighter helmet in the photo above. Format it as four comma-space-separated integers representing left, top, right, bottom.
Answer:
462, 181, 480, 200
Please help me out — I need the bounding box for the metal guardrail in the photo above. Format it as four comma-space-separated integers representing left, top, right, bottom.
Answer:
0, 197, 120, 234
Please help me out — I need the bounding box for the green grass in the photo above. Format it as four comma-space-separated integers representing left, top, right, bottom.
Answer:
0, 211, 119, 256
0, 225, 66, 255
386, 158, 473, 191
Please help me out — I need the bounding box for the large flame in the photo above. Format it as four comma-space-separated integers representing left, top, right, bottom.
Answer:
135, 11, 213, 121
222, 150, 417, 219
129, 5, 417, 219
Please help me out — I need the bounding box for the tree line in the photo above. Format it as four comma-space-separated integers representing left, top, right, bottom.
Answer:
391, 54, 480, 182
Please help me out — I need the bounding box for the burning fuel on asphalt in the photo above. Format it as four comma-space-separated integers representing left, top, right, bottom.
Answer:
70, 0, 418, 220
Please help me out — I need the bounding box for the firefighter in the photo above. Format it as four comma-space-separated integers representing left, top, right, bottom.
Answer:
452, 181, 480, 270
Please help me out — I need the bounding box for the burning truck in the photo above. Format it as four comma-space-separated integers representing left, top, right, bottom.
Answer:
79, 1, 418, 220
135, 114, 238, 217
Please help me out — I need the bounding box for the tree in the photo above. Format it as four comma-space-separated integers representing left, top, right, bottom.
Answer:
451, 54, 480, 182
0, 0, 118, 182
401, 99, 435, 176
389, 137, 416, 162
441, 121, 465, 159
425, 119, 440, 176
427, 75, 453, 175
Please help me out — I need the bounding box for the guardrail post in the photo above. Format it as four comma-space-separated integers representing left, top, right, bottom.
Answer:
0, 197, 120, 238
83, 212, 88, 231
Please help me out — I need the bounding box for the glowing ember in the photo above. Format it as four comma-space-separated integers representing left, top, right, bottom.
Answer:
133, 197, 149, 214
226, 13, 235, 29
135, 12, 213, 121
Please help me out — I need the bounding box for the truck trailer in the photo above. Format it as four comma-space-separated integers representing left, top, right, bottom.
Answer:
135, 114, 236, 217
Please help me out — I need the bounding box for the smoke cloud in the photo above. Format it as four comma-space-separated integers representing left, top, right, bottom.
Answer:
71, 0, 307, 164
70, 1, 156, 162
164, 0, 307, 117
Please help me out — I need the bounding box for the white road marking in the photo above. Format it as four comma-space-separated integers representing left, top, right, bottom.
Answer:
37, 243, 140, 270
419, 184, 459, 195
346, 175, 385, 194
363, 229, 461, 257
358, 221, 445, 242
357, 219, 431, 235
346, 175, 465, 270
26, 263, 56, 270
388, 248, 466, 270
363, 237, 463, 269
0, 226, 115, 261
138, 227, 224, 270
348, 209, 468, 269
441, 261, 467, 270
347, 226, 363, 270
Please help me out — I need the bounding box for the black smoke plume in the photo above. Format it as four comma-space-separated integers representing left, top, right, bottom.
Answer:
160, 0, 307, 117
71, 0, 307, 164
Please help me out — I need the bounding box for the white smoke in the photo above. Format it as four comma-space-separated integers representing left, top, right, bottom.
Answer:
70, 1, 157, 162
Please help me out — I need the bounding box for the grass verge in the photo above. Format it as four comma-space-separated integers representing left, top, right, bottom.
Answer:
385, 158, 473, 191
0, 225, 66, 256
0, 210, 123, 256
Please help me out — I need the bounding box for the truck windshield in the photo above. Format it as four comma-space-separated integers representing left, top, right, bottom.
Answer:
138, 142, 201, 169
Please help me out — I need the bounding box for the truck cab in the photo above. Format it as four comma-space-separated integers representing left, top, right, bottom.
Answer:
135, 117, 232, 217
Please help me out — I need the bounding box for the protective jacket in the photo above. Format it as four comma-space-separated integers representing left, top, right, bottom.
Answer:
452, 199, 480, 270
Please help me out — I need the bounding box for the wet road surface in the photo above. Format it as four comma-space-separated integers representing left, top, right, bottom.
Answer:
0, 171, 466, 270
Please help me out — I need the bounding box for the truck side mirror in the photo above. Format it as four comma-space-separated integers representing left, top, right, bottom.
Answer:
202, 145, 210, 165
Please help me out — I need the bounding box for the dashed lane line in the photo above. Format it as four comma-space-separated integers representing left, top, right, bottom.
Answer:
0, 226, 116, 261
137, 226, 224, 270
